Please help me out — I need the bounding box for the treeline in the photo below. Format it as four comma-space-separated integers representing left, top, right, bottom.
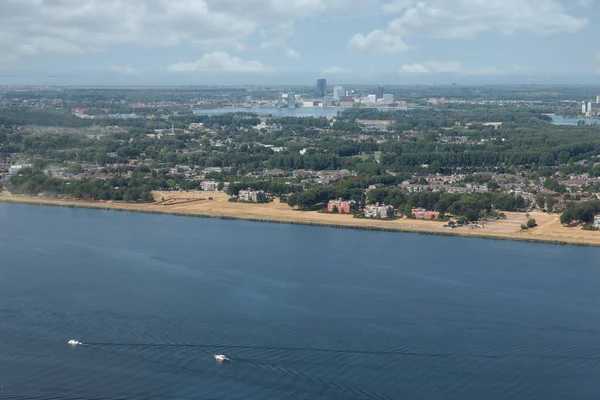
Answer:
367, 189, 529, 220
0, 107, 91, 128
560, 201, 600, 226
287, 185, 529, 221
170, 113, 260, 127
8, 168, 154, 202
287, 186, 365, 210
266, 117, 330, 128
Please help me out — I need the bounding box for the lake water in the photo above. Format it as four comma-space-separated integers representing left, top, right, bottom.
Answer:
193, 107, 347, 118
2, 204, 600, 399
550, 115, 600, 125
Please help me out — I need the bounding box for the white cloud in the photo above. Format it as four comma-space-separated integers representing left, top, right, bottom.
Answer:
322, 66, 353, 75
400, 60, 461, 74
399, 61, 508, 75
348, 29, 411, 54
0, 0, 375, 63
167, 52, 267, 72
383, 0, 416, 14
285, 48, 301, 60
351, 0, 588, 54
399, 63, 430, 74
106, 65, 139, 75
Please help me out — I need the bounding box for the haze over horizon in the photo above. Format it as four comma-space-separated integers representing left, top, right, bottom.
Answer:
1, 0, 600, 85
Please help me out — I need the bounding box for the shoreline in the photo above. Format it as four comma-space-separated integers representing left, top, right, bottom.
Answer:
1, 191, 599, 248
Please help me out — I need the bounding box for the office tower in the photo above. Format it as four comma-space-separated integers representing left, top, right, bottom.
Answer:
597, 96, 600, 105
382, 93, 394, 104
376, 86, 384, 100
278, 93, 284, 108
317, 79, 327, 97
588, 102, 593, 112
288, 93, 296, 108
333, 86, 345, 100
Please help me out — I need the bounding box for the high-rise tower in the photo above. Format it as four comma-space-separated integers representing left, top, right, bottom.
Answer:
317, 79, 327, 98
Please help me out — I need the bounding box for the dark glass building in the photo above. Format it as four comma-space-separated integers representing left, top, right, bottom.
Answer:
317, 79, 327, 98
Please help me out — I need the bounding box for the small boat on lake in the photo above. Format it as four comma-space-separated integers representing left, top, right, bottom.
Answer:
68, 339, 82, 346
214, 354, 230, 362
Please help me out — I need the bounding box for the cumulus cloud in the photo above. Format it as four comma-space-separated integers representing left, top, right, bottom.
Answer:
351, 0, 588, 54
167, 52, 267, 72
348, 30, 411, 54
0, 0, 375, 62
400, 60, 461, 74
322, 67, 353, 75
106, 66, 139, 75
399, 61, 509, 75
382, 0, 416, 14
285, 48, 301, 60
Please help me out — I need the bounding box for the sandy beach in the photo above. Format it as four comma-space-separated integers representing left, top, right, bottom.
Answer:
1, 190, 599, 247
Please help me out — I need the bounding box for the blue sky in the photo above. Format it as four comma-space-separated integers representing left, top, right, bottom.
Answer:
0, 0, 599, 85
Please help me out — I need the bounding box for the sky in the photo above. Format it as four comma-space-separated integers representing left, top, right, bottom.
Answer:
0, 0, 599, 85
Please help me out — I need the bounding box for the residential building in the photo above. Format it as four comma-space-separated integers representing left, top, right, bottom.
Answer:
317, 79, 327, 97
333, 86, 345, 100
597, 96, 600, 105
582, 102, 588, 114
364, 94, 377, 104
376, 86, 384, 100
327, 199, 358, 214
382, 94, 394, 104
238, 190, 266, 203
9, 164, 31, 174
364, 203, 395, 219
200, 180, 219, 191
594, 215, 600, 229
412, 208, 440, 220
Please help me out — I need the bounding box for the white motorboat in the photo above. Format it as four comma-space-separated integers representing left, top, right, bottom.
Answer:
68, 339, 82, 346
214, 354, 230, 362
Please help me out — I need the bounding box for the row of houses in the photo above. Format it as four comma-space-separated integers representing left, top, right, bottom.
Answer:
327, 200, 440, 220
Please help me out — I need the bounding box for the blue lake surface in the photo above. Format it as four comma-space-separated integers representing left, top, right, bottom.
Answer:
2, 203, 600, 399
550, 115, 600, 125
193, 107, 347, 118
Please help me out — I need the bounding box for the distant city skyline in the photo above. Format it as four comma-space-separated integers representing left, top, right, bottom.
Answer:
0, 1, 600, 85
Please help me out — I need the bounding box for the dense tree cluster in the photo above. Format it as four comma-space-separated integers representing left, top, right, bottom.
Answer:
560, 201, 600, 225
8, 168, 154, 202
367, 189, 529, 221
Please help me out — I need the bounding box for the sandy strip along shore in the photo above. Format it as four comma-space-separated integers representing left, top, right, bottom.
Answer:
1, 191, 599, 247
